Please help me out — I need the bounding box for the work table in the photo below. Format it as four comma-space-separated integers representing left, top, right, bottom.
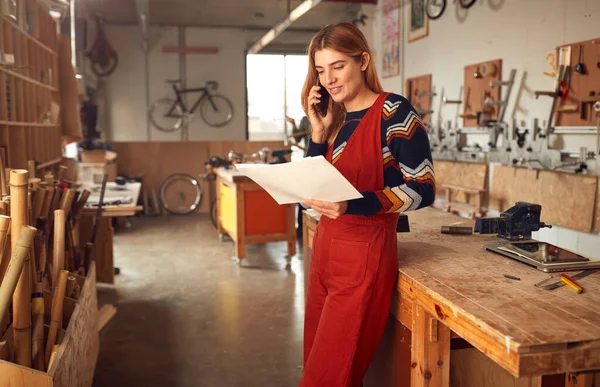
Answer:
302, 207, 600, 386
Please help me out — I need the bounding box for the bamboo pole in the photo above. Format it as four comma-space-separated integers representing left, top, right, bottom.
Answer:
44, 175, 54, 186
31, 249, 45, 371
40, 186, 54, 220
47, 344, 60, 371
0, 226, 37, 331
45, 269, 68, 367
59, 188, 76, 214
32, 188, 47, 221
10, 169, 32, 367
29, 177, 41, 191
52, 209, 66, 290
0, 215, 10, 283
66, 275, 76, 298
71, 189, 91, 226
0, 149, 7, 197
0, 201, 7, 215
28, 160, 37, 179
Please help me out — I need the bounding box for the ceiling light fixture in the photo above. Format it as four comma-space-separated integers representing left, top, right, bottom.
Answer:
248, 0, 323, 54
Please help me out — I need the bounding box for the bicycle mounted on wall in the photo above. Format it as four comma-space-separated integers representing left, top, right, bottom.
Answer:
426, 0, 477, 20
149, 80, 234, 132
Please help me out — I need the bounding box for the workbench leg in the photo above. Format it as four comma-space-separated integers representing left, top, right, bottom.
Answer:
286, 204, 296, 257
234, 187, 245, 261
216, 177, 225, 236
565, 373, 599, 387
411, 304, 450, 387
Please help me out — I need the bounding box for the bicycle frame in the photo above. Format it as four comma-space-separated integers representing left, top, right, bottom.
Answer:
165, 85, 219, 117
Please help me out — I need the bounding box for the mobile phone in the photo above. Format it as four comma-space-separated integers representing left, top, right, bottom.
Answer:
315, 78, 330, 117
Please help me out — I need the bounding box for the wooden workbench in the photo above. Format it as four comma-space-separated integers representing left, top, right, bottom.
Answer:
79, 182, 142, 283
216, 168, 296, 262
302, 208, 600, 387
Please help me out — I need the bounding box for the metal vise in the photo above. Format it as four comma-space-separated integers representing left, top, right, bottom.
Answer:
474, 202, 552, 240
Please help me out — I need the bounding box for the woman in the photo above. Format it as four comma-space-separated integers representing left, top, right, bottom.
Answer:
300, 23, 435, 387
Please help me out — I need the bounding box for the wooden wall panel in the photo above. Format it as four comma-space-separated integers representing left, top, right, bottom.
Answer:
405, 74, 432, 124
463, 59, 502, 128
490, 165, 597, 232
595, 189, 600, 232
110, 141, 288, 214
555, 37, 600, 127
434, 160, 488, 205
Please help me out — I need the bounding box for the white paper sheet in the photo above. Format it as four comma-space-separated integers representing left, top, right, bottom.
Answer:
235, 156, 363, 205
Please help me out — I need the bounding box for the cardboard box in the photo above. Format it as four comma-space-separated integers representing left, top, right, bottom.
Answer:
80, 150, 117, 164
78, 163, 117, 184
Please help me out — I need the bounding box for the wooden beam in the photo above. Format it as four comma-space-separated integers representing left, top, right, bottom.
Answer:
97, 304, 117, 332
411, 304, 451, 387
161, 46, 218, 55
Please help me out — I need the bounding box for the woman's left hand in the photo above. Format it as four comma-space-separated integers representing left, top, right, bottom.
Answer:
304, 199, 347, 219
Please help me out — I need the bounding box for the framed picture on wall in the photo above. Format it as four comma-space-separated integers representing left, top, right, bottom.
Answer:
382, 0, 400, 78
408, 0, 428, 43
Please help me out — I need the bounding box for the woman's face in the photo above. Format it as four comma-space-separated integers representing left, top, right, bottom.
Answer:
314, 48, 368, 107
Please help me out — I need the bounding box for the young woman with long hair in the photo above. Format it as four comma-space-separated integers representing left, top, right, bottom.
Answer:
299, 23, 436, 387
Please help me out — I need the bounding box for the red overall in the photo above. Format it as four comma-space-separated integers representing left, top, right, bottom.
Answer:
300, 93, 400, 387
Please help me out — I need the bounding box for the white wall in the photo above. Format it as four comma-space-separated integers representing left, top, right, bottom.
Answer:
101, 25, 314, 142
365, 0, 600, 256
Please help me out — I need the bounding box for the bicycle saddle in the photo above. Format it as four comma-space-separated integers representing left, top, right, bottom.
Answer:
166, 79, 182, 84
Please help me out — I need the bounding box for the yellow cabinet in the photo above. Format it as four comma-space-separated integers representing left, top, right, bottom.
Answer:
216, 168, 296, 262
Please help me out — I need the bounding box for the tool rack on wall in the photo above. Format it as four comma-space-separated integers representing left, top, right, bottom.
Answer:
0, 1, 61, 170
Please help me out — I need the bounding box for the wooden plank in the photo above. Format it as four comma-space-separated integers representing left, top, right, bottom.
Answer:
410, 304, 450, 387
434, 160, 487, 205
49, 262, 99, 387
396, 208, 600, 377
463, 59, 502, 128
490, 165, 597, 232
365, 313, 412, 387
97, 304, 117, 332
555, 38, 600, 126
110, 141, 288, 214
94, 218, 114, 284
0, 360, 51, 386
162, 45, 219, 54
406, 74, 433, 124
450, 348, 541, 387
538, 170, 597, 232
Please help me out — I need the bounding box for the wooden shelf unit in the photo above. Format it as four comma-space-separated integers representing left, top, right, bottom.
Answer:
0, 7, 61, 170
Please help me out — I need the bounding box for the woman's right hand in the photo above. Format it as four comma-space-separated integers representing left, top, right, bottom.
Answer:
306, 85, 333, 143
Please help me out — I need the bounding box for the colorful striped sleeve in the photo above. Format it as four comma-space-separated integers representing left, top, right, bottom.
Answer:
345, 97, 436, 216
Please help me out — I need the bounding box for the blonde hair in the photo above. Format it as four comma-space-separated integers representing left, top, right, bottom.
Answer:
301, 23, 383, 144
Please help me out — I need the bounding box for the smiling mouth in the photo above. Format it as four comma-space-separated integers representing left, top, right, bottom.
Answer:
329, 86, 342, 94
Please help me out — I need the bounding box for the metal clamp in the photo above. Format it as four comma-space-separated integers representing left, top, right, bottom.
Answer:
416, 91, 437, 98
443, 96, 462, 104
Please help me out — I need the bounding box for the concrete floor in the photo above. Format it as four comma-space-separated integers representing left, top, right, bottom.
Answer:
93, 215, 305, 387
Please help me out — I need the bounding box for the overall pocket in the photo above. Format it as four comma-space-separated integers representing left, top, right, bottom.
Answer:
328, 238, 370, 287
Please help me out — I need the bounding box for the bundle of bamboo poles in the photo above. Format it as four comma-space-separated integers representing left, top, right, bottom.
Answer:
0, 160, 92, 372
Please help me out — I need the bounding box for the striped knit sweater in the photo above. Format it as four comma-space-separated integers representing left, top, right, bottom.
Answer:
306, 93, 436, 216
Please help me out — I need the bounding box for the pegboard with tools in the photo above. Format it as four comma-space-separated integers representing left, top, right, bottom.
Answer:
405, 74, 434, 124
553, 38, 600, 127
462, 59, 503, 128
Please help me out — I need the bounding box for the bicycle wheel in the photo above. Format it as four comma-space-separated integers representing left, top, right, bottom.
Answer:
159, 174, 202, 215
149, 98, 184, 132
200, 94, 234, 127
426, 0, 446, 20
459, 0, 477, 9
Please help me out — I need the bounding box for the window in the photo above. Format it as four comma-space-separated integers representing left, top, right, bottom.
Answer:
247, 54, 308, 141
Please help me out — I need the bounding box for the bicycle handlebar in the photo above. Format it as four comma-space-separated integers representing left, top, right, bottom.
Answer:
206, 81, 218, 90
